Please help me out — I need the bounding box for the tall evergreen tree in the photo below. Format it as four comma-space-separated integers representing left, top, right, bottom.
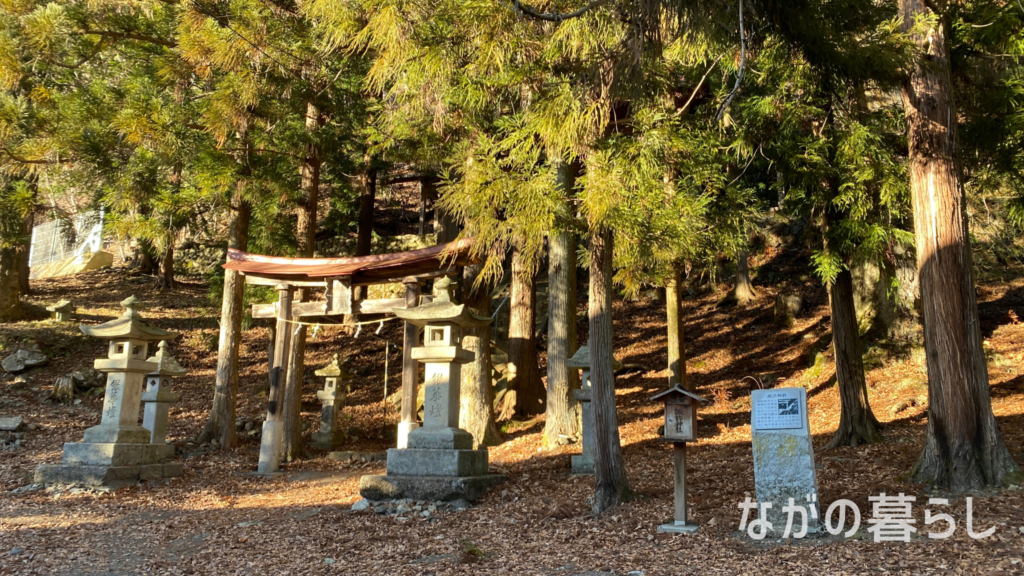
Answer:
898, 0, 1020, 490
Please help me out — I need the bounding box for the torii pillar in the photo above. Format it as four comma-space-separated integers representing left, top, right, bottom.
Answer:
257, 284, 294, 474
398, 278, 423, 449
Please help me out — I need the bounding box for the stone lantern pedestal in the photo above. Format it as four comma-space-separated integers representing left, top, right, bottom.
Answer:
35, 296, 182, 487
359, 277, 505, 501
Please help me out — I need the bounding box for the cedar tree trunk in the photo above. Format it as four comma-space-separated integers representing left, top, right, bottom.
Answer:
353, 160, 376, 306
666, 265, 688, 390
199, 191, 251, 448
0, 244, 21, 321
899, 0, 1020, 490
589, 227, 634, 514
135, 240, 158, 274
727, 249, 756, 306
460, 262, 502, 447
283, 101, 322, 461
503, 248, 546, 419
544, 226, 580, 447
17, 211, 31, 296
159, 164, 181, 290
824, 267, 882, 449
544, 159, 580, 446
159, 241, 175, 290
355, 162, 376, 259
428, 176, 460, 244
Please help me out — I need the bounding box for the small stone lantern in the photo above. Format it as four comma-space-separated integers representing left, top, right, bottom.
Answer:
311, 354, 353, 450
650, 384, 709, 534
141, 341, 186, 461
566, 345, 622, 475
46, 300, 75, 322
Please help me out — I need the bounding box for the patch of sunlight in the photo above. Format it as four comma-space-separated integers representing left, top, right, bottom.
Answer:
632, 404, 663, 416
2, 513, 115, 528
230, 482, 356, 510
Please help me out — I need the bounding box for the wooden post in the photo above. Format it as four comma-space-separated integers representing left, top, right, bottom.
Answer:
258, 284, 293, 473
398, 279, 422, 448
673, 442, 687, 524
657, 440, 697, 533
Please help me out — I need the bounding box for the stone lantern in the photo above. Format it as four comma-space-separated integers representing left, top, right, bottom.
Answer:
650, 384, 709, 534
46, 300, 75, 322
141, 341, 185, 461
35, 296, 182, 487
566, 345, 622, 475
311, 354, 352, 450
359, 276, 505, 501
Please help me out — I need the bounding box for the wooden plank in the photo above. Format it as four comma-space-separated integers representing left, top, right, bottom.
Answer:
328, 279, 352, 315
244, 270, 451, 287
244, 274, 328, 287
252, 298, 408, 319
357, 298, 407, 315
350, 267, 461, 286
252, 301, 327, 319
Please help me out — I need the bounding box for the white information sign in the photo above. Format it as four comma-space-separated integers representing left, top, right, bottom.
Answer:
752, 388, 804, 430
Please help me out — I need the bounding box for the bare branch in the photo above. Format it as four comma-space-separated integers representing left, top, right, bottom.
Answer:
3, 147, 62, 165
510, 0, 608, 23
714, 0, 746, 123
77, 30, 177, 48
381, 175, 426, 186
47, 40, 108, 69
218, 146, 302, 160
676, 52, 725, 116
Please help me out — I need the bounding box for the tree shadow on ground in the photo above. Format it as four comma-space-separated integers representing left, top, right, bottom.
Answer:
979, 283, 1024, 339
991, 373, 1024, 399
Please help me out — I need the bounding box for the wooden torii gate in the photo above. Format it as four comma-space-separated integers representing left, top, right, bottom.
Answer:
222, 240, 477, 473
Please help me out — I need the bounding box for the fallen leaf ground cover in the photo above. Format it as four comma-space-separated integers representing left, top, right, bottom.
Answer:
2, 262, 1024, 575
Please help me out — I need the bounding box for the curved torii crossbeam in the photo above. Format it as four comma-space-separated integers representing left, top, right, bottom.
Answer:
223, 239, 475, 284
225, 240, 476, 319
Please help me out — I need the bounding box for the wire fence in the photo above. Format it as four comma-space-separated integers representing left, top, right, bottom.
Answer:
28, 209, 104, 269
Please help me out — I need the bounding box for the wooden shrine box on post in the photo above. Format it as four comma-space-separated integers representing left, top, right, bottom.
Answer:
650, 385, 709, 534
656, 386, 704, 442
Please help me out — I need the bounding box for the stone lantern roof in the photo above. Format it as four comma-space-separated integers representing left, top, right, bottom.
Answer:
566, 345, 623, 371
315, 353, 354, 379
392, 277, 492, 329
146, 341, 186, 377
46, 300, 74, 313
80, 296, 179, 341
